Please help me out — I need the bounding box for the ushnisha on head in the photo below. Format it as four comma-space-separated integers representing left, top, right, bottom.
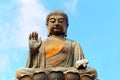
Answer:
46, 10, 69, 37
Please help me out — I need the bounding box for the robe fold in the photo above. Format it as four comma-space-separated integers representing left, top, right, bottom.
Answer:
26, 39, 84, 68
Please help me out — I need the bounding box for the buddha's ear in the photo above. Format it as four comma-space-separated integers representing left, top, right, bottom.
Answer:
46, 21, 50, 37
47, 30, 50, 37
47, 26, 50, 37
64, 30, 67, 37
64, 26, 68, 37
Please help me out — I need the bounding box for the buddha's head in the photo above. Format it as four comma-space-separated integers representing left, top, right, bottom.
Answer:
46, 10, 69, 37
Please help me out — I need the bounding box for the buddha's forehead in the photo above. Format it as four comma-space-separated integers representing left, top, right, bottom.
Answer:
49, 15, 65, 19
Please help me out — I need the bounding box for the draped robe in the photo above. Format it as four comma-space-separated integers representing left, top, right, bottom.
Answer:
26, 37, 84, 68
16, 37, 97, 80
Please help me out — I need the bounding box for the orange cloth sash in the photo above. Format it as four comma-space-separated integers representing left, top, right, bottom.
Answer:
45, 37, 66, 59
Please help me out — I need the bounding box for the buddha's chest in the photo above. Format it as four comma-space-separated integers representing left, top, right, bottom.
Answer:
45, 39, 66, 58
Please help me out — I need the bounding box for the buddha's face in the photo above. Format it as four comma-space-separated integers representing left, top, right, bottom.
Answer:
47, 15, 67, 36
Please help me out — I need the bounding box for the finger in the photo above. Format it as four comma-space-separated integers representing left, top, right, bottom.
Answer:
33, 31, 38, 40
75, 64, 78, 68
32, 32, 36, 40
83, 63, 87, 67
35, 32, 38, 40
31, 32, 34, 38
31, 37, 34, 40
76, 63, 80, 68
84, 59, 88, 64
86, 61, 88, 64
33, 32, 36, 40
29, 34, 32, 40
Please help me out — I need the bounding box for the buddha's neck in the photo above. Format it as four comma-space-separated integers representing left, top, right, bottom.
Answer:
50, 35, 66, 41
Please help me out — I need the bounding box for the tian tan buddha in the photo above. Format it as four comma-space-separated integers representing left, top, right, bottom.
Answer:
16, 10, 98, 80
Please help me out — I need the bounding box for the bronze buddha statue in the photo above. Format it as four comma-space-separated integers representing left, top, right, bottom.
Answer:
16, 10, 98, 80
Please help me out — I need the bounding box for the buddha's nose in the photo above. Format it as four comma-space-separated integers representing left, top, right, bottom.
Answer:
54, 21, 59, 27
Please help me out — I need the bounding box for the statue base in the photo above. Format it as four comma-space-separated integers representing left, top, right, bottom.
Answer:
16, 67, 98, 80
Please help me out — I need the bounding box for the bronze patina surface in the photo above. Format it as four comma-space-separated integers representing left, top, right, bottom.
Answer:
16, 10, 98, 80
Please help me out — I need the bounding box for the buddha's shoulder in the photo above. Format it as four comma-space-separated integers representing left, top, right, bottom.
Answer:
65, 39, 80, 45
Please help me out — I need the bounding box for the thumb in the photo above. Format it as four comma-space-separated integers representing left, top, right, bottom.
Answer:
38, 37, 42, 43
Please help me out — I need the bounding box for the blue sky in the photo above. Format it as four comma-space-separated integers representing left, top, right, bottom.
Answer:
0, 0, 120, 80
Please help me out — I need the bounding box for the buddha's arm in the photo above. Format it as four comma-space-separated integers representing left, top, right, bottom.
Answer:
25, 40, 42, 68
73, 42, 88, 69
74, 42, 84, 60
26, 32, 42, 68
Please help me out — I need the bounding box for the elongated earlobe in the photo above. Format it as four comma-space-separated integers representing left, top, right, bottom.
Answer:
47, 28, 50, 37
64, 27, 68, 37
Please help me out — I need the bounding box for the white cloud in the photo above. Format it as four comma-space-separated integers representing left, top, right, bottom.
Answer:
0, 0, 48, 79
0, 0, 48, 49
15, 0, 48, 48
0, 0, 49, 80
0, 55, 12, 73
64, 0, 78, 13
0, 24, 15, 51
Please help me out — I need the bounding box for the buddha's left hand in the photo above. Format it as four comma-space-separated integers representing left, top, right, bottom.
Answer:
75, 59, 88, 69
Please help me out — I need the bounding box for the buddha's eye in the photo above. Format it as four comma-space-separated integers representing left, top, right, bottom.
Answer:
59, 18, 64, 23
50, 18, 56, 23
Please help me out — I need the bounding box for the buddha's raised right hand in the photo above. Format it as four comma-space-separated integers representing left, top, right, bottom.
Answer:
29, 31, 41, 54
